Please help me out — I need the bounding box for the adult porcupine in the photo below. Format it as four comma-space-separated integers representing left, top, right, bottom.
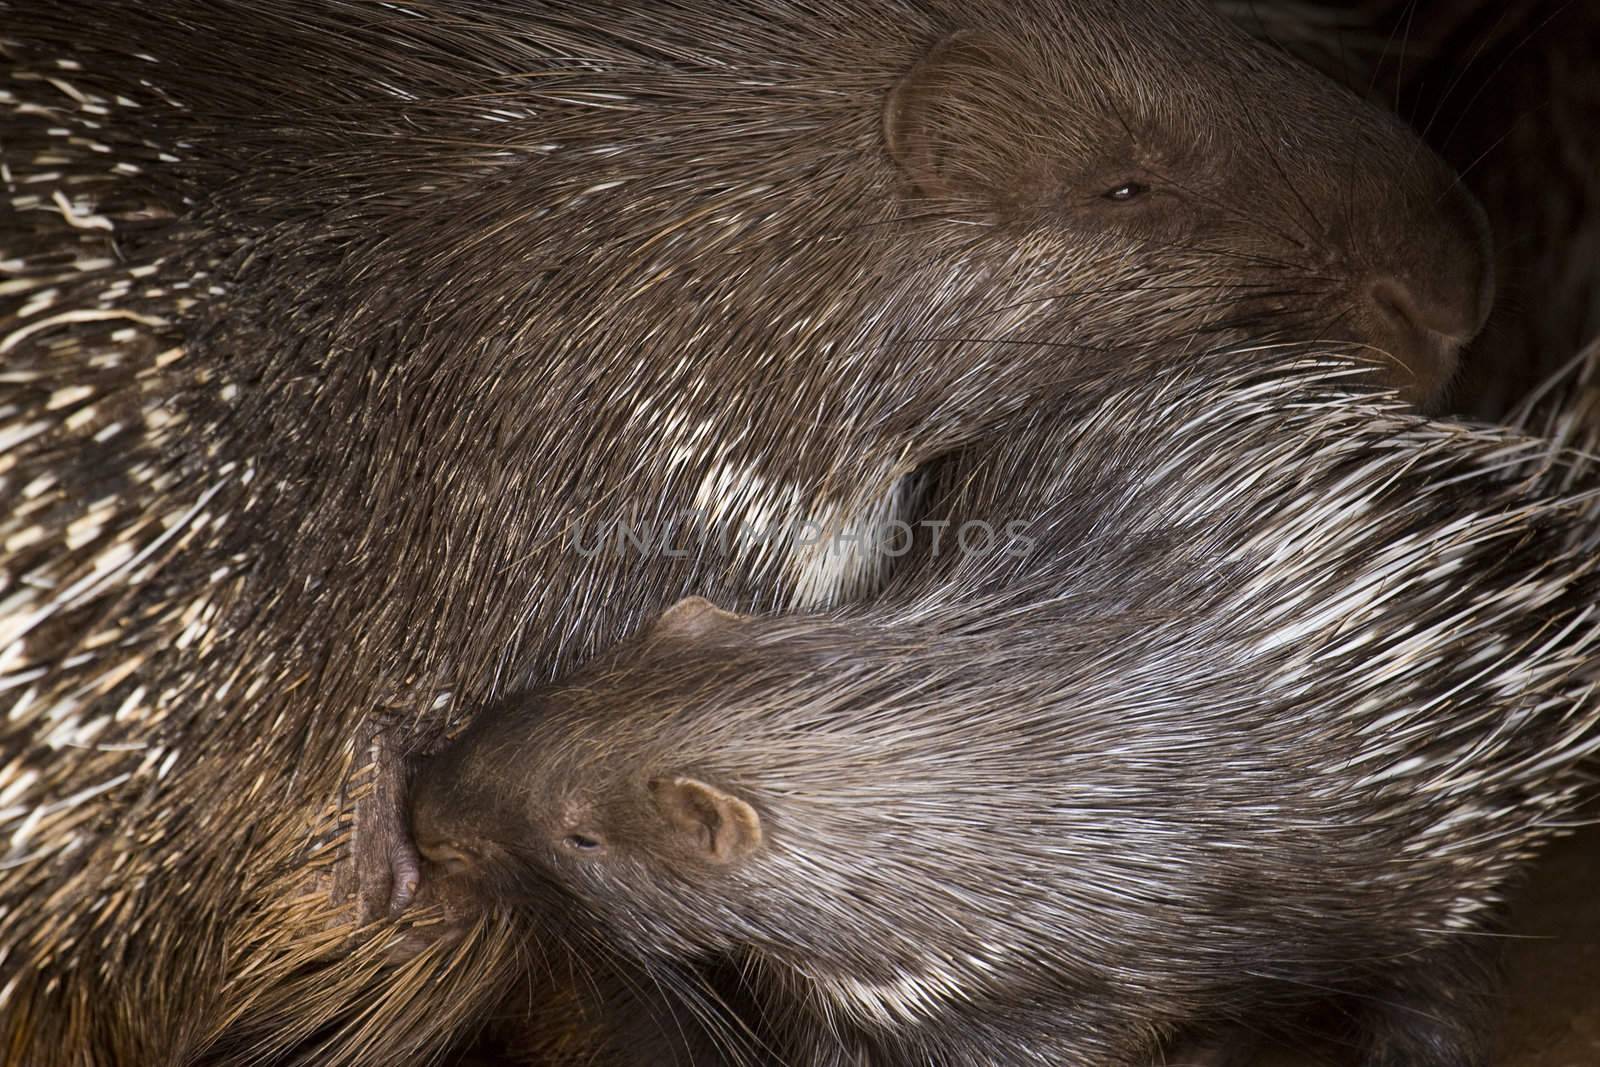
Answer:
1, 2, 1491, 1063
410, 350, 1600, 1067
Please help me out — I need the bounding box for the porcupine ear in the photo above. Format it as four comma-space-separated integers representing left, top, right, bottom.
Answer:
648, 777, 764, 864
884, 31, 1043, 205
648, 596, 744, 641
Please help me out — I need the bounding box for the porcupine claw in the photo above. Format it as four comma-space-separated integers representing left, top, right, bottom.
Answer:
346, 724, 424, 923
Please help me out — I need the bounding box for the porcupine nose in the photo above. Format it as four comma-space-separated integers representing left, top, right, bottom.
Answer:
1357, 180, 1493, 409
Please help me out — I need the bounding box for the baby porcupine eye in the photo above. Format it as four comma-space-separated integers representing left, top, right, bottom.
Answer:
564, 832, 605, 853
1102, 181, 1148, 202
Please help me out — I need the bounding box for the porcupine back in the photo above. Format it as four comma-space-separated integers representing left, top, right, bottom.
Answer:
0, 23, 259, 1062
1, 10, 555, 1062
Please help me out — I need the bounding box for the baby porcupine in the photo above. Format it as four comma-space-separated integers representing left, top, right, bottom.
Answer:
412, 351, 1600, 1067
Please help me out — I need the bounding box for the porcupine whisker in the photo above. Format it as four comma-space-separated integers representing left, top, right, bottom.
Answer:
1436, 7, 1570, 152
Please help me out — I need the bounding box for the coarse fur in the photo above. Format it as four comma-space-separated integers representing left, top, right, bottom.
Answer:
1, 2, 1491, 1063
413, 351, 1600, 1067
1507, 336, 1600, 517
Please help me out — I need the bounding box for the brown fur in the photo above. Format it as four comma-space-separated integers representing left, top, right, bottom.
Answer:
1, 2, 1492, 1063
410, 352, 1600, 1067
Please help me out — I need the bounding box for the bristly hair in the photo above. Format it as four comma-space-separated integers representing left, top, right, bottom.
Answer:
1, 1, 1492, 1063
428, 350, 1600, 1066
1510, 336, 1600, 506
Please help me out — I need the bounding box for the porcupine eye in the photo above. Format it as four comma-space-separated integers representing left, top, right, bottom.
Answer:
564, 832, 604, 852
1102, 181, 1148, 202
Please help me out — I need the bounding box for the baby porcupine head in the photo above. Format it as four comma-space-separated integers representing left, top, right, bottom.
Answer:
411, 599, 771, 959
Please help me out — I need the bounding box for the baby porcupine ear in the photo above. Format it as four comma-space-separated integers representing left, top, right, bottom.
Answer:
648, 777, 763, 865
884, 31, 1045, 205
647, 596, 744, 642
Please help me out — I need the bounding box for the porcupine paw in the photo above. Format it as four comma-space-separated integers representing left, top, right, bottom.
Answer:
346, 723, 423, 923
